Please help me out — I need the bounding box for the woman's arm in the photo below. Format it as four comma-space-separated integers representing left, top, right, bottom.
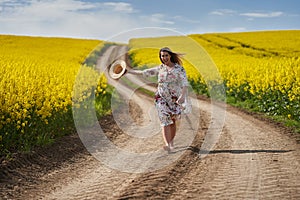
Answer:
127, 66, 160, 77
127, 69, 144, 75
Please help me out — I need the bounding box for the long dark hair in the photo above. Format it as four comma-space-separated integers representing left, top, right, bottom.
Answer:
159, 47, 183, 65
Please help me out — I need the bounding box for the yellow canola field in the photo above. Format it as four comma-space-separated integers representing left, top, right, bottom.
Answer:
0, 35, 103, 143
190, 31, 300, 101
128, 30, 300, 120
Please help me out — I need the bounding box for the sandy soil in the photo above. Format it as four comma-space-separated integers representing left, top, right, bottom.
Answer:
0, 45, 299, 200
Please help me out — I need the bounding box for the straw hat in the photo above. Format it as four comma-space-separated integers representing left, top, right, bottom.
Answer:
108, 60, 127, 79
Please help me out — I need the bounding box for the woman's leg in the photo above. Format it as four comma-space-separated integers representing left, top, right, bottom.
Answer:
169, 119, 176, 148
162, 125, 172, 147
162, 119, 176, 150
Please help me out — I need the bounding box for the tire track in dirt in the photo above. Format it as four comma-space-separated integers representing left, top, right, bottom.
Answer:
0, 133, 91, 199
168, 101, 300, 200
115, 108, 212, 199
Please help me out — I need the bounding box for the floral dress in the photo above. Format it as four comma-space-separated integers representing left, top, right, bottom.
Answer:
143, 63, 189, 126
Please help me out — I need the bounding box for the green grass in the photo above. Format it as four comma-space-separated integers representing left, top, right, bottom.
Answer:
225, 93, 300, 136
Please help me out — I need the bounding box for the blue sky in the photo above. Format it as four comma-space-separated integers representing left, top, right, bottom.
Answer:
0, 0, 299, 42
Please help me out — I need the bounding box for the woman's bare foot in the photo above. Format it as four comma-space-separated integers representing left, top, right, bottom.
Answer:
163, 145, 170, 151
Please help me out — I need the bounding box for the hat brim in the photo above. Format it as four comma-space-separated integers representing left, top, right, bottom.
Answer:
108, 60, 127, 79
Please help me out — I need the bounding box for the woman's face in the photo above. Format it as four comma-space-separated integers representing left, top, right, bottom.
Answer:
160, 51, 171, 65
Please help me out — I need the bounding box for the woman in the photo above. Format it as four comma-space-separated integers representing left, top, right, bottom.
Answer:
128, 47, 189, 152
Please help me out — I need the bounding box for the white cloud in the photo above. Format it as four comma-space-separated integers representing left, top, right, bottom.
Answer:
210, 9, 236, 16
0, 0, 28, 7
210, 9, 284, 19
240, 11, 283, 18
145, 13, 175, 25
0, 1, 141, 40
102, 2, 135, 13
0, 0, 180, 42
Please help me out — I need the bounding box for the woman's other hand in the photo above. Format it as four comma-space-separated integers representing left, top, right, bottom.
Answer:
176, 95, 185, 104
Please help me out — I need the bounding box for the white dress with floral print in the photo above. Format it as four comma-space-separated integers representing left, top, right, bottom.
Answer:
143, 63, 189, 126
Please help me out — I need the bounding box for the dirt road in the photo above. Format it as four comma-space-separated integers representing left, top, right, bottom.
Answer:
0, 45, 299, 199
